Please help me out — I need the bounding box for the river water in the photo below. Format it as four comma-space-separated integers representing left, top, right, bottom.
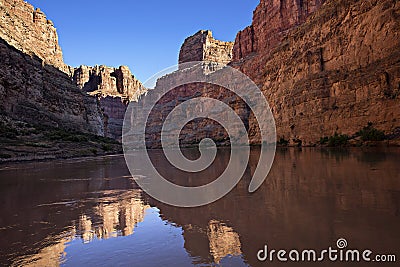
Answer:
0, 148, 399, 266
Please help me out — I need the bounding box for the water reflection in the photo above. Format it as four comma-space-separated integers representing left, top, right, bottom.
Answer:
77, 190, 150, 242
0, 148, 399, 266
208, 220, 242, 264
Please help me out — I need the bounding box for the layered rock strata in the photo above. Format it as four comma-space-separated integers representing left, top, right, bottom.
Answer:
72, 65, 145, 101
232, 0, 400, 145
233, 0, 326, 61
145, 0, 400, 147
72, 65, 146, 140
179, 30, 234, 65
0, 0, 66, 71
0, 37, 104, 135
0, 0, 147, 143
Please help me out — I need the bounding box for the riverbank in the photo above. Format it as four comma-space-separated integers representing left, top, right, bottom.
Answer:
0, 116, 122, 163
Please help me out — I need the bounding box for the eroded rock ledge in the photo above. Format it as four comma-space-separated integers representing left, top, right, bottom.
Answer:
72, 65, 146, 102
179, 30, 234, 65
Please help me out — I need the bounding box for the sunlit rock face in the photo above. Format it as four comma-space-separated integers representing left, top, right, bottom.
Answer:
179, 30, 234, 65
72, 65, 146, 101
0, 0, 66, 71
72, 65, 147, 140
232, 0, 400, 145
0, 0, 104, 135
0, 0, 148, 140
142, 0, 399, 147
233, 0, 325, 61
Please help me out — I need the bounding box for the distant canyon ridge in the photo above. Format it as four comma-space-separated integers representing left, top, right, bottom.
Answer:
0, 0, 399, 146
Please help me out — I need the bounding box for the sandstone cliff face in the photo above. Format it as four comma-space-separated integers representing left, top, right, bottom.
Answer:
72, 65, 146, 140
98, 96, 131, 140
0, 0, 66, 71
72, 65, 146, 101
0, 0, 147, 143
139, 32, 244, 148
233, 0, 325, 61
0, 37, 104, 135
0, 0, 106, 138
144, 0, 399, 147
179, 30, 234, 65
137, 64, 251, 148
232, 0, 400, 145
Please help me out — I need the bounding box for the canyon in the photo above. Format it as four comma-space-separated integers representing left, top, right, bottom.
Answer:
0, 0, 399, 160
0, 0, 146, 160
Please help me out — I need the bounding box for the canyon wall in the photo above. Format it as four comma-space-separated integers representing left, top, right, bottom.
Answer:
179, 30, 234, 65
72, 65, 145, 101
0, 0, 146, 141
0, 0, 66, 71
139, 32, 243, 148
233, 0, 325, 61
232, 0, 400, 145
0, 0, 104, 135
142, 67, 250, 148
72, 65, 146, 140
0, 37, 104, 134
147, 0, 400, 147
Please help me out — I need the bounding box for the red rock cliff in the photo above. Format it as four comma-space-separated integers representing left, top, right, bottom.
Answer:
179, 30, 234, 65
72, 65, 146, 101
0, 0, 66, 71
144, 0, 400, 147
232, 0, 400, 145
233, 0, 325, 61
0, 0, 147, 141
72, 65, 146, 140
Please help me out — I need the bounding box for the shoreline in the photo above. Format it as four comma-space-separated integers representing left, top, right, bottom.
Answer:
0, 153, 125, 168
1, 142, 399, 165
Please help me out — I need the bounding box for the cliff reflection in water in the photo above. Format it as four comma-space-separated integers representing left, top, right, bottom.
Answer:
13, 189, 149, 267
77, 190, 149, 242
0, 148, 399, 266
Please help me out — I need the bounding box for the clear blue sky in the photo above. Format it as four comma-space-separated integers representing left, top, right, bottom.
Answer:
28, 0, 259, 82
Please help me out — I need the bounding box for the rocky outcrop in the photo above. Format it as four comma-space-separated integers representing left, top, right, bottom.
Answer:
135, 62, 252, 148
232, 0, 400, 145
72, 65, 146, 101
140, 31, 241, 148
72, 65, 146, 140
0, 0, 66, 71
179, 30, 234, 65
